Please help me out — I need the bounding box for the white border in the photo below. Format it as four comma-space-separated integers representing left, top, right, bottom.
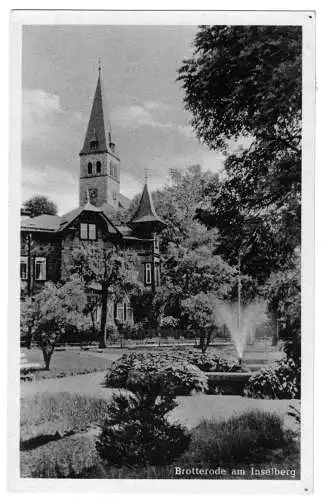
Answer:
8, 9, 315, 495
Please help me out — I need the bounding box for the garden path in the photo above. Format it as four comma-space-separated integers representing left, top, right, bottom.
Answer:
21, 371, 300, 432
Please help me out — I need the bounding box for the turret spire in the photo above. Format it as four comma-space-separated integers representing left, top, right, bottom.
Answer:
131, 181, 165, 230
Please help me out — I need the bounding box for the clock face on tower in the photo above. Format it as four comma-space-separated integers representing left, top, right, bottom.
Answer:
89, 188, 98, 205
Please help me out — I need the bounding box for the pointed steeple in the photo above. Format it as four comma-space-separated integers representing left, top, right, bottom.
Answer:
80, 67, 113, 156
131, 182, 165, 230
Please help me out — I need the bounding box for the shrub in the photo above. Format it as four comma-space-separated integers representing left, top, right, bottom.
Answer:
179, 410, 294, 467
183, 350, 244, 373
96, 393, 190, 467
244, 359, 300, 399
21, 433, 101, 478
106, 352, 208, 396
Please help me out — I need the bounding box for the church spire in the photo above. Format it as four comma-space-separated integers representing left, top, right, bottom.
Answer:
79, 66, 113, 156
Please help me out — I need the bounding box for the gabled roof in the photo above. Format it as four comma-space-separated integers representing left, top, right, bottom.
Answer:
79, 71, 114, 156
21, 214, 61, 232
131, 183, 165, 226
21, 202, 121, 236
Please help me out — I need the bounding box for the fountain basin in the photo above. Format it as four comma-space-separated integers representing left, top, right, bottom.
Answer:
205, 371, 256, 395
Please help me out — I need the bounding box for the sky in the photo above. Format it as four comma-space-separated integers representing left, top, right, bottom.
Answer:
21, 25, 226, 215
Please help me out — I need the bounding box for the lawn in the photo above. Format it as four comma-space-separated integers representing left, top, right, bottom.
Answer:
21, 348, 114, 381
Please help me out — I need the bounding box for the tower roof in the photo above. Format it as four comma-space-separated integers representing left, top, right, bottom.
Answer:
131, 183, 165, 227
80, 69, 114, 156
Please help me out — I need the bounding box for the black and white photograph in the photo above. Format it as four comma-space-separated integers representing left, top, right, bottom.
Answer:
8, 10, 315, 493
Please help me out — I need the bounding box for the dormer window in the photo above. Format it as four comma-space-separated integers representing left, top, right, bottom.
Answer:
88, 162, 93, 174
80, 223, 97, 240
90, 139, 99, 150
96, 161, 101, 174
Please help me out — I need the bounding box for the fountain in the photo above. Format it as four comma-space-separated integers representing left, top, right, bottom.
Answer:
217, 300, 268, 364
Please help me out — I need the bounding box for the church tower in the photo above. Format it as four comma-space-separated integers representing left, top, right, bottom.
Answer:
79, 66, 120, 208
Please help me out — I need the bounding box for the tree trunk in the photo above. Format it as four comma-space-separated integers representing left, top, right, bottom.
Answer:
99, 286, 108, 348
271, 309, 278, 346
42, 348, 53, 370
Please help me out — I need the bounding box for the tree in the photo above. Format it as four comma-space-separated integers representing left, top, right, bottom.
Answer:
262, 251, 301, 362
23, 280, 90, 369
154, 222, 237, 326
23, 195, 58, 217
178, 25, 301, 157
178, 25, 301, 285
181, 293, 224, 353
69, 245, 141, 348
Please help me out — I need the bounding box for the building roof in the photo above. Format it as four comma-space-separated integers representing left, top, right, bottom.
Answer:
21, 203, 120, 235
131, 183, 165, 226
79, 70, 115, 157
21, 214, 61, 232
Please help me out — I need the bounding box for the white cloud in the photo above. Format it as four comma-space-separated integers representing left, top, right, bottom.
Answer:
22, 89, 64, 142
21, 164, 78, 215
111, 102, 196, 141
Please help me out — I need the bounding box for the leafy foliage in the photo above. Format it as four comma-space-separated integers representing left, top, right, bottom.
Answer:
179, 25, 301, 281
179, 410, 295, 467
183, 350, 243, 373
69, 245, 141, 347
96, 393, 190, 467
262, 253, 301, 364
23, 195, 58, 217
99, 351, 203, 467
181, 293, 224, 352
178, 25, 301, 153
244, 359, 300, 399
22, 280, 90, 369
105, 352, 208, 396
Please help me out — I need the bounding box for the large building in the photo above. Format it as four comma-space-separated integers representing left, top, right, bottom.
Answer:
20, 68, 165, 325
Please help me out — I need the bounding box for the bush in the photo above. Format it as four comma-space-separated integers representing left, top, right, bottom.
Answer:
183, 350, 244, 373
179, 410, 295, 467
21, 433, 101, 478
96, 393, 190, 467
244, 359, 300, 399
105, 352, 208, 396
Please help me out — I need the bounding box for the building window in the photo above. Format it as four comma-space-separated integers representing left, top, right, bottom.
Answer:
80, 223, 97, 240
90, 140, 98, 150
145, 263, 152, 285
155, 264, 160, 287
96, 161, 101, 174
34, 257, 46, 281
116, 301, 133, 323
88, 162, 92, 174
20, 257, 28, 280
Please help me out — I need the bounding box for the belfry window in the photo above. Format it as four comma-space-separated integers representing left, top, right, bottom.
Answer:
96, 161, 101, 174
87, 162, 92, 174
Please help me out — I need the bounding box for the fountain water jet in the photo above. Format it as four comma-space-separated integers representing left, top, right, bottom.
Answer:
217, 300, 267, 361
